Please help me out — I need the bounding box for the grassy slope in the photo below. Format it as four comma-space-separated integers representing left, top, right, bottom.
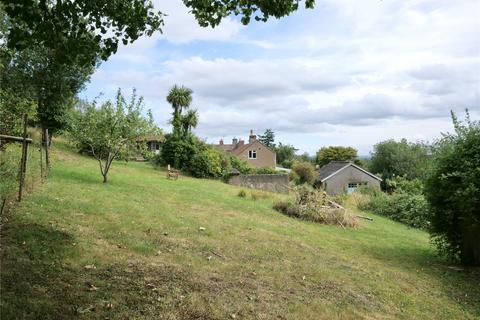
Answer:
1, 143, 479, 320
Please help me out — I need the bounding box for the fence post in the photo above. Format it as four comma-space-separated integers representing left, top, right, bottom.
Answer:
18, 114, 28, 202
39, 136, 44, 183
45, 128, 50, 177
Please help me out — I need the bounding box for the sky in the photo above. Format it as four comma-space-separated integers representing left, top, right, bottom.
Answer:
81, 0, 480, 155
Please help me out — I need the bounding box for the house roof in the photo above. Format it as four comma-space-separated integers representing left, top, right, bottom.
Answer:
213, 139, 275, 156
316, 161, 382, 183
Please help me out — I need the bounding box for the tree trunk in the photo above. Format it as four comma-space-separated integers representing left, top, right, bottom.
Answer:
42, 127, 50, 176
103, 174, 107, 183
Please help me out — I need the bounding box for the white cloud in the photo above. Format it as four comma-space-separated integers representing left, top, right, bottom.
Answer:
83, 0, 480, 154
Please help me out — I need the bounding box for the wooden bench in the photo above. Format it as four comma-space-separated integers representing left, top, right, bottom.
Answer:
166, 165, 179, 180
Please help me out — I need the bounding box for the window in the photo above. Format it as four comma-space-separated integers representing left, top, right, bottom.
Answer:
347, 182, 358, 194
248, 149, 257, 159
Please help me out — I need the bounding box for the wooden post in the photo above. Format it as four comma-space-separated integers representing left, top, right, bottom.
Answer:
39, 138, 44, 183
18, 114, 28, 202
44, 128, 50, 177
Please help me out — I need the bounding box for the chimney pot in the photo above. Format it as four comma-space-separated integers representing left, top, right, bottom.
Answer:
219, 138, 224, 145
232, 137, 238, 145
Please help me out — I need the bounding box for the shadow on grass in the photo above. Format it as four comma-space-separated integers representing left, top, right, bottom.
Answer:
0, 221, 217, 319
0, 223, 82, 319
359, 240, 480, 317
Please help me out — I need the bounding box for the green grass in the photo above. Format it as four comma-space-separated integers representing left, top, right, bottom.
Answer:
1, 142, 479, 319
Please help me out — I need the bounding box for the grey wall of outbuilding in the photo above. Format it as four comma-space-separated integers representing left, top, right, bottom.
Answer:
321, 166, 380, 195
228, 174, 289, 194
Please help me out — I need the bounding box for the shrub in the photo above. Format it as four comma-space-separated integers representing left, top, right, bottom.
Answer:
229, 155, 253, 174
187, 143, 230, 178
288, 170, 300, 184
291, 161, 316, 185
157, 133, 198, 170
425, 111, 480, 265
254, 167, 277, 174
237, 189, 247, 198
359, 191, 430, 229
272, 201, 289, 213
0, 146, 19, 213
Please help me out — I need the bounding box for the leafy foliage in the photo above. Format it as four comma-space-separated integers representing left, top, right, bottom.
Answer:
424, 111, 480, 265
187, 142, 230, 179
1, 7, 94, 135
315, 146, 358, 167
185, 0, 315, 26
229, 155, 253, 174
0, 88, 36, 136
369, 139, 430, 183
2, 0, 164, 65
0, 144, 18, 209
258, 129, 275, 149
67, 89, 159, 183
291, 161, 316, 185
276, 142, 297, 167
358, 189, 430, 230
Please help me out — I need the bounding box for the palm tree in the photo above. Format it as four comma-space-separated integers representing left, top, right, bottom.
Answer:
166, 85, 193, 134
181, 109, 199, 136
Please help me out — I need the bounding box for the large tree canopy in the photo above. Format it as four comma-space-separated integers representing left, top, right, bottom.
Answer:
184, 0, 315, 26
1, 0, 315, 65
1, 0, 164, 65
315, 146, 358, 167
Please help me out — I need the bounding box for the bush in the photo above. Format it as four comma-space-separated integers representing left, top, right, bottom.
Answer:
254, 167, 277, 174
0, 146, 19, 213
187, 143, 230, 178
229, 155, 253, 174
156, 133, 198, 170
425, 111, 480, 265
288, 170, 300, 184
237, 189, 247, 198
359, 191, 430, 229
291, 161, 316, 185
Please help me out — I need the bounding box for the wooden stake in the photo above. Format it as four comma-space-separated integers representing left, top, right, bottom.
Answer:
39, 137, 44, 183
18, 114, 28, 202
44, 128, 50, 177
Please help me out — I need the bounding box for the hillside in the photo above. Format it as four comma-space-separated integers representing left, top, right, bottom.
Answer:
1, 143, 479, 320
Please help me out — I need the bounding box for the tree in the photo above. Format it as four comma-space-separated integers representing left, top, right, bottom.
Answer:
181, 109, 199, 136
291, 161, 316, 185
258, 129, 275, 149
68, 89, 159, 183
166, 85, 193, 135
315, 146, 358, 167
424, 111, 480, 266
1, 6, 94, 137
276, 142, 298, 167
2, 1, 314, 65
369, 139, 430, 182
1, 0, 163, 65
185, 0, 315, 26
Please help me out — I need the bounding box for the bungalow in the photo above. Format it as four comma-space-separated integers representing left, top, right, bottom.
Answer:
213, 130, 276, 168
315, 161, 381, 195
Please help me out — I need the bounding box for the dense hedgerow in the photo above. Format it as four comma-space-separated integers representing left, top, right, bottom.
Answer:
355, 178, 430, 229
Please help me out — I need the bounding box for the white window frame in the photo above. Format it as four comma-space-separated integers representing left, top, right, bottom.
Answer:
248, 149, 257, 159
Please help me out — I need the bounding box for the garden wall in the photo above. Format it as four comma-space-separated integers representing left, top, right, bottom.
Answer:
228, 174, 289, 194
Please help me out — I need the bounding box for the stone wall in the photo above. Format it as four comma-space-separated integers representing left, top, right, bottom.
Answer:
228, 174, 289, 194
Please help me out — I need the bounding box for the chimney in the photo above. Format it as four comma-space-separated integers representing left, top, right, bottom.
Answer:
232, 137, 238, 145
219, 138, 224, 145
237, 139, 244, 146
248, 130, 257, 144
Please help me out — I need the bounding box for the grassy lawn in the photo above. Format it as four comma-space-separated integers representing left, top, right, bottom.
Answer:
1, 142, 479, 319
